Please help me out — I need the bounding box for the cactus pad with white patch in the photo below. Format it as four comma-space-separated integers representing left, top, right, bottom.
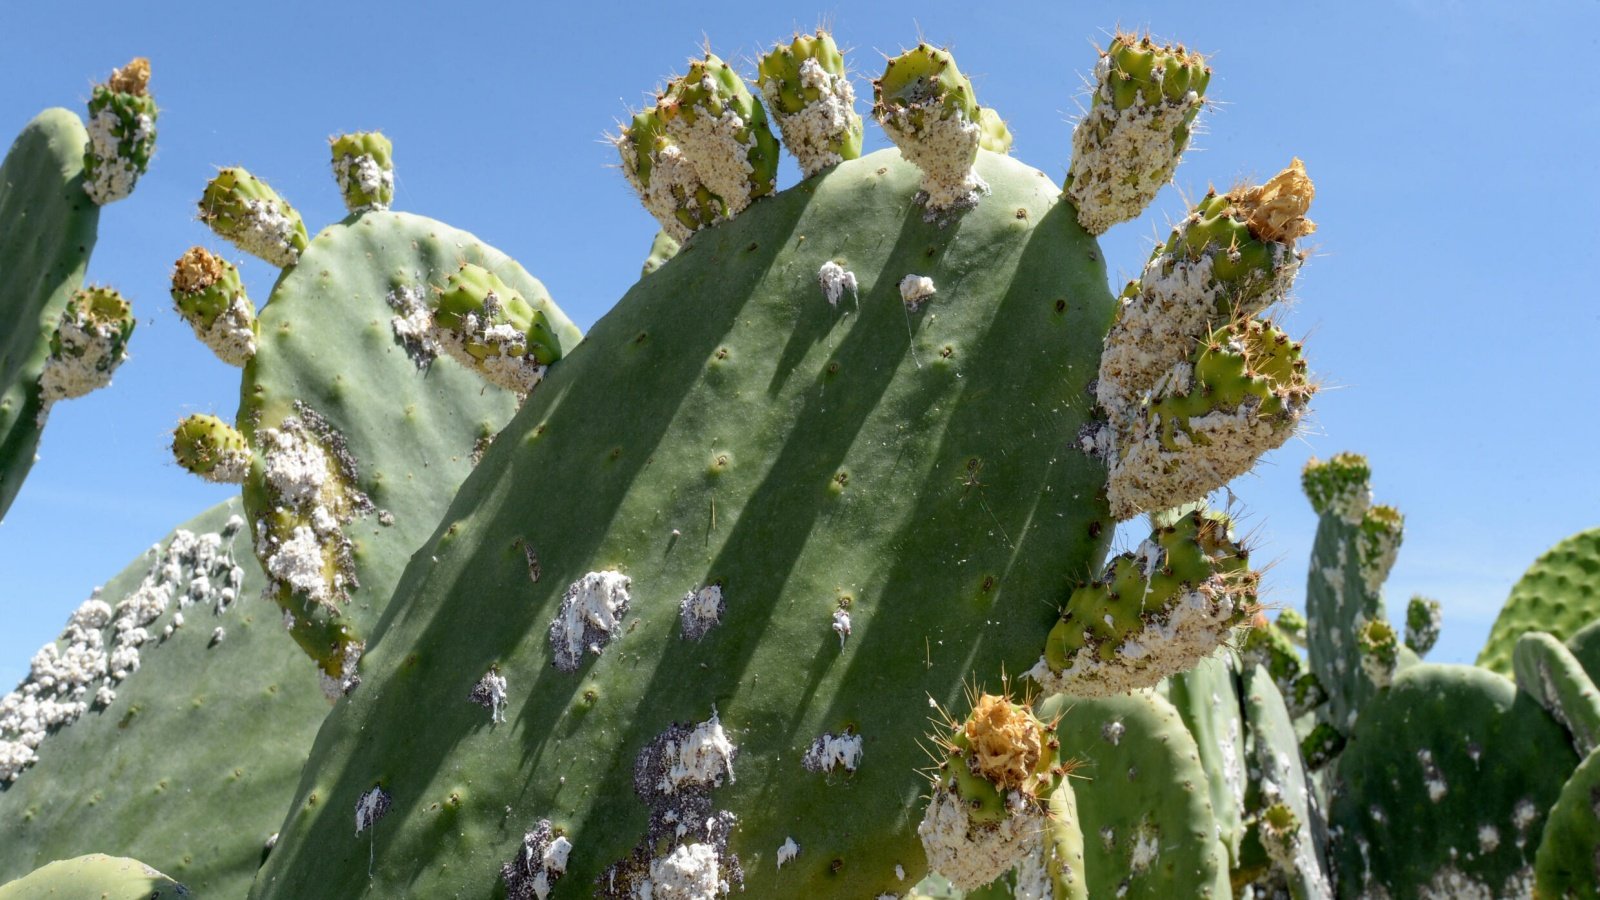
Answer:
81, 58, 157, 206
37, 285, 134, 407
758, 31, 862, 177
197, 167, 309, 267
873, 44, 989, 211
330, 131, 394, 213
169, 246, 257, 365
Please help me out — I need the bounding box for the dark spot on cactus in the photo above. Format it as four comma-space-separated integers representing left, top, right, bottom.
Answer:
1089, 520, 1103, 539
403, 653, 418, 669
831, 858, 844, 873
1054, 298, 1068, 313
925, 246, 937, 258
876, 167, 887, 175
826, 362, 840, 375
981, 575, 996, 594
634, 331, 648, 345
1088, 249, 1099, 262
1016, 208, 1028, 219
714, 347, 729, 361
940, 345, 955, 359
746, 241, 759, 252
118, 705, 141, 728
609, 447, 622, 461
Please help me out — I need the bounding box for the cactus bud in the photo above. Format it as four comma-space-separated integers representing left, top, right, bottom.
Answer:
432, 264, 561, 395
1064, 32, 1210, 233
757, 30, 863, 177
38, 286, 135, 407
1357, 618, 1400, 689
1031, 508, 1257, 696
919, 688, 1064, 889
330, 132, 394, 214
172, 414, 251, 484
873, 44, 988, 210
1259, 802, 1301, 871
1405, 595, 1443, 656
169, 247, 256, 365
198, 167, 309, 267
83, 58, 157, 205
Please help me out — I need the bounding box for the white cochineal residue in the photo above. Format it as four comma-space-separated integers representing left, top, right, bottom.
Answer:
386, 284, 441, 367
803, 730, 863, 773
678, 585, 725, 641
638, 842, 727, 898
898, 274, 936, 310
919, 786, 1047, 890
355, 785, 392, 836
500, 819, 572, 900
548, 570, 632, 672
658, 709, 737, 794
471, 669, 509, 723
761, 57, 859, 177
776, 837, 799, 870
817, 261, 859, 307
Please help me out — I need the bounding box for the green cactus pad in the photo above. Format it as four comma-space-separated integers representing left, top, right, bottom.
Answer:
1477, 526, 1600, 676
38, 285, 134, 405
0, 854, 187, 899
1165, 651, 1246, 866
249, 147, 1116, 899
873, 44, 988, 210
1041, 690, 1231, 898
640, 230, 681, 277
197, 168, 308, 267
1533, 745, 1600, 898
1239, 664, 1332, 899
329, 132, 393, 214
237, 210, 580, 691
1328, 663, 1575, 898
0, 500, 325, 898
1299, 722, 1345, 771
1300, 452, 1371, 525
432, 263, 563, 394
169, 246, 256, 365
171, 413, 251, 484
1514, 631, 1600, 756
756, 31, 863, 177
0, 109, 101, 521
1403, 595, 1442, 656
81, 58, 156, 206
1064, 33, 1211, 234
1034, 508, 1256, 696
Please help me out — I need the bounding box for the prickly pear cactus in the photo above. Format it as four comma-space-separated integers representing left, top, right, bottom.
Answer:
1478, 526, 1600, 676
1236, 663, 1332, 899
1514, 631, 1600, 756
1533, 744, 1600, 897
0, 854, 187, 900
1163, 650, 1247, 867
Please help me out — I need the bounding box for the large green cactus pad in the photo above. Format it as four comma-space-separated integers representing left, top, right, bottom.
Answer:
250, 148, 1115, 899
1533, 745, 1600, 898
1328, 663, 1575, 898
0, 499, 316, 897
1478, 526, 1600, 676
0, 109, 100, 521
1042, 690, 1230, 898
1239, 664, 1332, 899
1165, 651, 1245, 867
238, 210, 580, 681
0, 854, 187, 900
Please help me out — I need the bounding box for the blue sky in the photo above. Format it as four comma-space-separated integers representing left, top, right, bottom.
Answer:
3, 1, 1597, 687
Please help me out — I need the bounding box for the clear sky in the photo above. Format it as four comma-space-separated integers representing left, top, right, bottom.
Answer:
3, 1, 1597, 688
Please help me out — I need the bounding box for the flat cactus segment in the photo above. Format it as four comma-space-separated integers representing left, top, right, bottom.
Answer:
169, 247, 256, 365
38, 286, 134, 405
1477, 526, 1600, 676
1239, 664, 1332, 900
1041, 690, 1230, 898
757, 30, 863, 177
1403, 595, 1441, 656
0, 499, 328, 899
1164, 651, 1246, 866
0, 854, 187, 899
197, 168, 308, 267
82, 58, 157, 206
249, 148, 1116, 899
329, 132, 393, 213
1327, 663, 1575, 898
171, 413, 251, 484
1032, 508, 1257, 696
238, 210, 580, 689
0, 109, 100, 522
433, 263, 563, 394
1513, 631, 1600, 756
1064, 32, 1210, 234
873, 44, 988, 210
1533, 746, 1600, 897
641, 229, 681, 277
1300, 452, 1371, 525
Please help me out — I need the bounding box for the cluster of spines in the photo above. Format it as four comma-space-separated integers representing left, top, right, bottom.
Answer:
1064, 32, 1210, 234
82, 58, 157, 205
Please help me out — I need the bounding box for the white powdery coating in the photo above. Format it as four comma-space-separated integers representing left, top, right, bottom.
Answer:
661, 99, 760, 220
1322, 479, 1373, 527
1065, 54, 1203, 235
200, 444, 252, 485
619, 141, 706, 243
334, 153, 393, 212
37, 305, 129, 406
919, 787, 1048, 891
1406, 604, 1443, 657
196, 294, 258, 366
1011, 832, 1056, 900
1358, 627, 1397, 689
432, 292, 548, 395
260, 424, 330, 507
548, 570, 632, 672
659, 709, 737, 793
1512, 798, 1538, 833
1105, 395, 1305, 521
817, 261, 858, 307
265, 525, 332, 606
803, 731, 863, 773
231, 198, 302, 267
1358, 526, 1402, 596
1260, 818, 1300, 873
762, 57, 858, 177
678, 585, 724, 640
1411, 865, 1531, 900
386, 285, 440, 366
355, 786, 391, 836
878, 105, 986, 211
474, 670, 509, 723
1030, 574, 1246, 697
899, 274, 936, 309
84, 107, 149, 205
776, 837, 799, 870
831, 608, 851, 648
318, 640, 364, 701
1477, 824, 1501, 854
639, 842, 726, 899
1417, 748, 1448, 802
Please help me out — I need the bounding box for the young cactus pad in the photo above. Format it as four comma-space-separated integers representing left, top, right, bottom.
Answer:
0, 109, 101, 522
872, 44, 989, 211
0, 855, 187, 900
198, 167, 309, 267
169, 246, 257, 365
756, 31, 863, 177
329, 131, 393, 213
82, 58, 157, 206
250, 146, 1118, 899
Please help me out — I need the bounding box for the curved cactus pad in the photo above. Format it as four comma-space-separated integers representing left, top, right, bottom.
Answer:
0, 854, 187, 899
250, 148, 1116, 899
1478, 526, 1600, 676
1534, 745, 1600, 898
0, 499, 317, 897
0, 109, 100, 521
1328, 663, 1575, 898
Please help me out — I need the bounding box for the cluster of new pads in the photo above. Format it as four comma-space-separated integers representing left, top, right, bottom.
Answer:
918, 688, 1069, 890
1030, 508, 1259, 696
36, 286, 135, 417
1088, 159, 1318, 520
82, 57, 157, 206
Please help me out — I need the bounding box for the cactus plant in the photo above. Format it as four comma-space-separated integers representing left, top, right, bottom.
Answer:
0, 854, 186, 900
1478, 526, 1600, 676
0, 61, 156, 521
243, 30, 1324, 899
